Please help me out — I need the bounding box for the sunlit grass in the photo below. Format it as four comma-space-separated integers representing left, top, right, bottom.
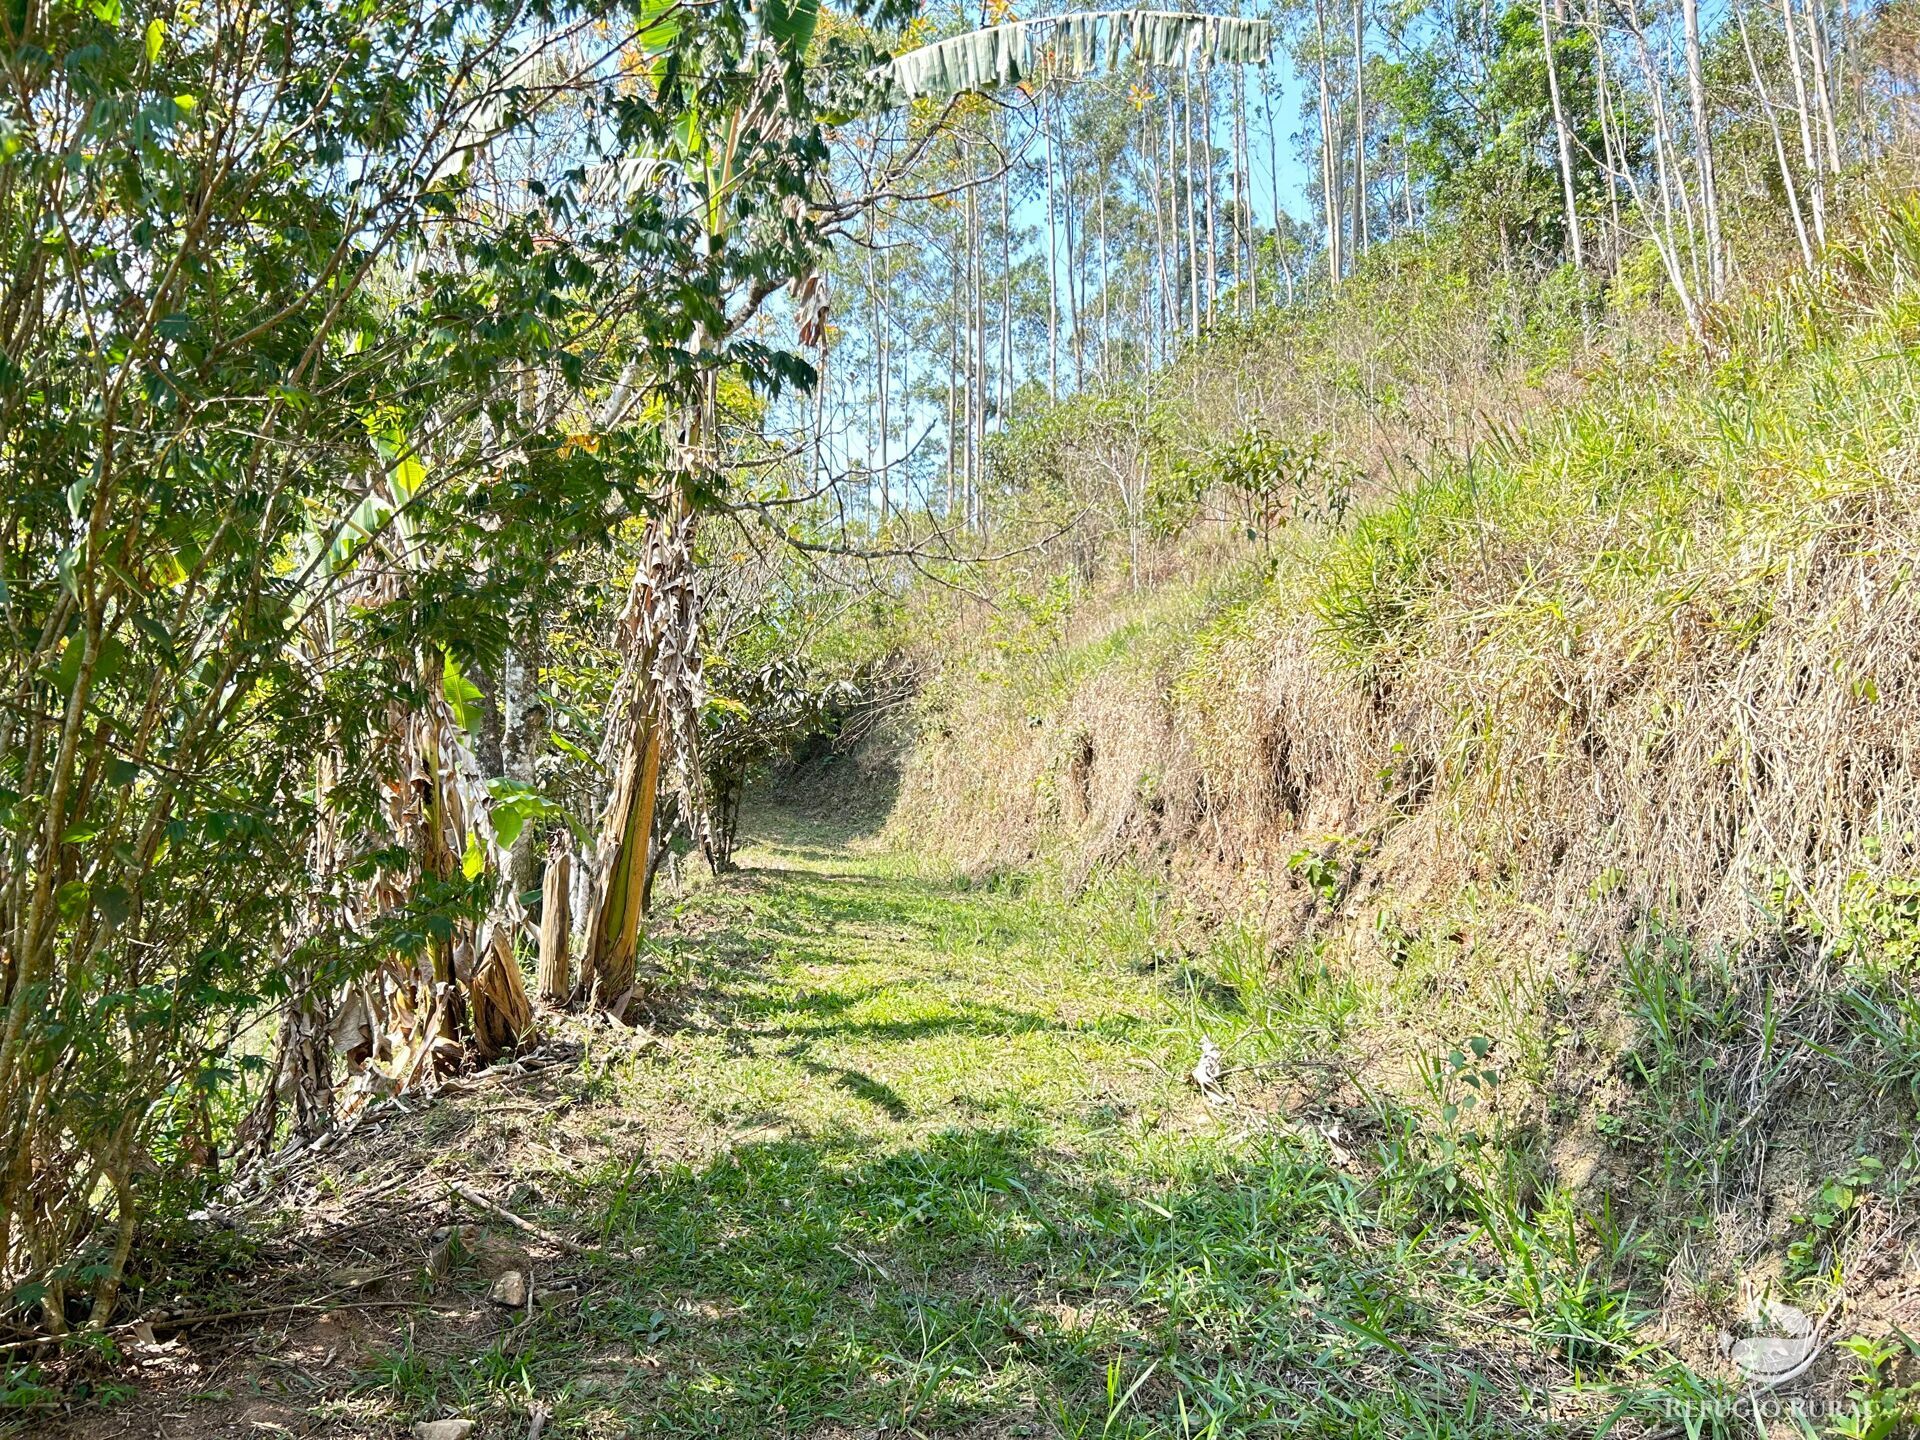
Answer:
336, 807, 1718, 1438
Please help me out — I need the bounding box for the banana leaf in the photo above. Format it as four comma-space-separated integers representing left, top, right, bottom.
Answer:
884, 18, 1035, 103
882, 9, 1272, 105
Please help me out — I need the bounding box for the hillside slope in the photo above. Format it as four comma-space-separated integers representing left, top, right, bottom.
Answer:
886, 189, 1920, 1421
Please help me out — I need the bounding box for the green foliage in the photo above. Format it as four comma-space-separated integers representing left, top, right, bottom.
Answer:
1286, 833, 1371, 907
1151, 427, 1356, 542
701, 643, 855, 868
1835, 871, 1920, 974
984, 574, 1075, 673
1828, 1333, 1920, 1439
1374, 0, 1621, 268
1786, 1155, 1884, 1280
1312, 480, 1460, 668
1429, 1035, 1503, 1129
0, 0, 909, 1334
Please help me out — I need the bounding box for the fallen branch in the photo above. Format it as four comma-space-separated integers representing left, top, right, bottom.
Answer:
149, 1296, 427, 1334
0, 1294, 427, 1357
450, 1182, 643, 1261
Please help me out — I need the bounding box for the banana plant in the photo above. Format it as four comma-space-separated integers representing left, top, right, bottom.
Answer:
246, 444, 545, 1152
571, 0, 837, 1010
340, 444, 547, 1073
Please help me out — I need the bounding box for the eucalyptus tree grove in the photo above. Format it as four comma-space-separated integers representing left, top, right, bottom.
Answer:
814, 0, 1899, 502
813, 8, 1279, 533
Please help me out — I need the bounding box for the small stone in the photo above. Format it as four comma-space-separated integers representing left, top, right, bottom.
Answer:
414, 1421, 474, 1440
488, 1269, 527, 1308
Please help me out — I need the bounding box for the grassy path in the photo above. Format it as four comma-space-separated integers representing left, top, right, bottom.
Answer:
339, 808, 1608, 1438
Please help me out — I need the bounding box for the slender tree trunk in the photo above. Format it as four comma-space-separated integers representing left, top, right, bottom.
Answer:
1314, 0, 1343, 284
873, 129, 889, 508
1263, 69, 1287, 300
1097, 179, 1110, 383
473, 675, 504, 778
1351, 0, 1368, 260
1542, 0, 1586, 268
1402, 138, 1415, 229
1617, 9, 1705, 337
1164, 85, 1179, 345
1244, 65, 1259, 312
1140, 215, 1154, 388
1681, 0, 1725, 298
861, 220, 875, 488
860, 205, 873, 482
1593, 0, 1625, 275
974, 168, 988, 531
1781, 0, 1830, 246
1043, 86, 1060, 400
1146, 100, 1161, 363
1737, 0, 1814, 266
946, 255, 958, 516
1000, 136, 1012, 420
813, 331, 830, 490
1175, 69, 1190, 339
963, 157, 977, 522
1625, 4, 1700, 301
1060, 105, 1084, 388
1803, 0, 1842, 174
1654, 17, 1705, 294
1201, 59, 1218, 324
876, 241, 890, 522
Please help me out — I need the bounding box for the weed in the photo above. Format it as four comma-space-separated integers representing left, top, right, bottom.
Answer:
1786, 1156, 1885, 1281
1826, 1333, 1920, 1439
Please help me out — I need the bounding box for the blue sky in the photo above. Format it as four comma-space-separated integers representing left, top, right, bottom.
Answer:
810, 16, 1321, 498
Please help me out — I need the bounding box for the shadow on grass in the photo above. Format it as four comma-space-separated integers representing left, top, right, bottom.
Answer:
786, 1045, 913, 1120
750, 988, 1066, 1043
648, 847, 1118, 1051
342, 1124, 1566, 1439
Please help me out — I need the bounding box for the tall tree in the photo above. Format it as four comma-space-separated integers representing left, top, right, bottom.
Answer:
1681, 0, 1726, 297
1351, 0, 1369, 261
1313, 0, 1346, 283
1542, 0, 1587, 267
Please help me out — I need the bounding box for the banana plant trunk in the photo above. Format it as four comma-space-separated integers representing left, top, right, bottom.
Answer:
537, 847, 573, 1003
576, 342, 712, 1011
576, 506, 702, 1012
361, 657, 534, 1078
576, 686, 665, 1007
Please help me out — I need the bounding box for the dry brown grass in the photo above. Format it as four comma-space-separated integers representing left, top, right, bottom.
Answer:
886, 185, 1920, 1391
900, 185, 1920, 937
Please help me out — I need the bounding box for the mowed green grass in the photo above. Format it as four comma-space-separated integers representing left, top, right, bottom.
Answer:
351, 810, 1659, 1439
